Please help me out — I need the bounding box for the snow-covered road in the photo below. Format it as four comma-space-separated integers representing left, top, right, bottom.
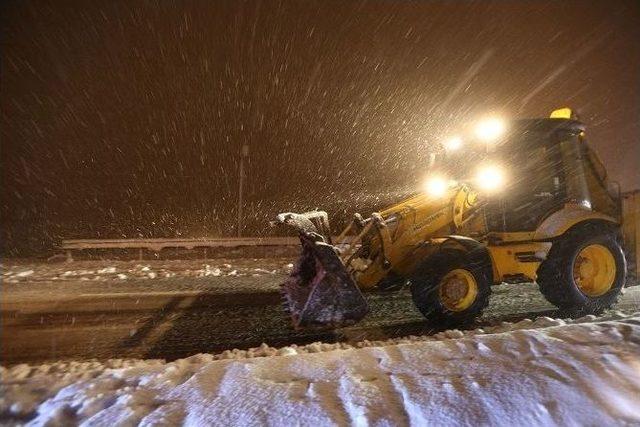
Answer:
3, 313, 639, 426
3, 259, 640, 366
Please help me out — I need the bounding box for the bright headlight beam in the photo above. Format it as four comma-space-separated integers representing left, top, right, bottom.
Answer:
475, 117, 505, 141
424, 175, 449, 198
443, 136, 463, 151
475, 165, 504, 192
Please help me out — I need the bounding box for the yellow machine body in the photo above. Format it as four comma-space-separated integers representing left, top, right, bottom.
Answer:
344, 107, 630, 288
350, 188, 621, 289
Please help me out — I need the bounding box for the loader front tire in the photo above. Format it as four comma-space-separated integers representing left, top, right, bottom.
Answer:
536, 227, 626, 315
376, 272, 408, 292
410, 250, 492, 327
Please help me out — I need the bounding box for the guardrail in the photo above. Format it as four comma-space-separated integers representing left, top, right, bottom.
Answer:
60, 237, 302, 261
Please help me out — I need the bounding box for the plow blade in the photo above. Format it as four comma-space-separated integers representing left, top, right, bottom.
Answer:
282, 233, 369, 329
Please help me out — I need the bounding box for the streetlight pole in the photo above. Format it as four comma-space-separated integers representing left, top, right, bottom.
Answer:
237, 144, 249, 237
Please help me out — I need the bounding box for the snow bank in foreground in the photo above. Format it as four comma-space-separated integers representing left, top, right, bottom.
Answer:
2, 315, 640, 426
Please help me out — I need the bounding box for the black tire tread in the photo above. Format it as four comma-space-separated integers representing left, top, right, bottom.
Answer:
410, 249, 492, 327
536, 223, 626, 315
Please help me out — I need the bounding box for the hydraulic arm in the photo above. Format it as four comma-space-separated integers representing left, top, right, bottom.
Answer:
276, 185, 481, 329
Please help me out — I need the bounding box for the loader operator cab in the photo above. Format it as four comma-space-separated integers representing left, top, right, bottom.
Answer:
434, 111, 620, 233
484, 118, 589, 232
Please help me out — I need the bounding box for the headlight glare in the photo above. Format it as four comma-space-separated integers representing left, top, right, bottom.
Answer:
475, 165, 505, 192
443, 136, 463, 152
424, 175, 449, 198
475, 117, 506, 141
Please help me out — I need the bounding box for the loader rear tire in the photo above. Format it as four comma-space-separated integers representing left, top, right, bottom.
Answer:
536, 226, 626, 315
410, 250, 492, 327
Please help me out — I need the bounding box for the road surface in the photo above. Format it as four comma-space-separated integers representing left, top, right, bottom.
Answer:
2, 259, 639, 365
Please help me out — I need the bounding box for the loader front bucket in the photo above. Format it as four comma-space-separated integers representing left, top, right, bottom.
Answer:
281, 232, 369, 330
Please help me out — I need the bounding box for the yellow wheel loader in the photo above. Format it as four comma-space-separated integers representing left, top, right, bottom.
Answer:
276, 108, 639, 329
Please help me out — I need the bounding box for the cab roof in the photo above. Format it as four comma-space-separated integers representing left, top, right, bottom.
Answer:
510, 118, 585, 135
491, 118, 585, 152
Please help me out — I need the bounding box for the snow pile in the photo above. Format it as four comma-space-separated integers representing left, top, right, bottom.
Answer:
202, 312, 627, 360
1, 259, 293, 283
2, 314, 639, 425
198, 264, 222, 277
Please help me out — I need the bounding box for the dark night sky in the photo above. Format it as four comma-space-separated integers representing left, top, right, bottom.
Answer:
1, 0, 639, 254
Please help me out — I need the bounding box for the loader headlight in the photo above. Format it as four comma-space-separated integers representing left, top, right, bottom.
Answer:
475, 117, 506, 141
423, 175, 450, 198
443, 136, 463, 152
475, 165, 505, 192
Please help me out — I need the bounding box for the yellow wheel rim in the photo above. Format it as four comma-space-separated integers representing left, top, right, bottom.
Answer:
573, 244, 616, 297
438, 269, 478, 311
